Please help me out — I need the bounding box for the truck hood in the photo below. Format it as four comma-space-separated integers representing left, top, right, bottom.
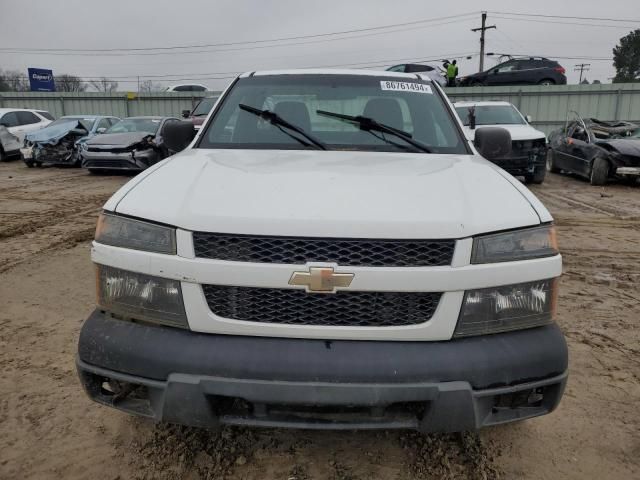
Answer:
109, 149, 544, 239
462, 124, 546, 142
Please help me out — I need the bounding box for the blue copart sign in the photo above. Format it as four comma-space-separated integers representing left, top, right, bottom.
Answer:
28, 68, 56, 92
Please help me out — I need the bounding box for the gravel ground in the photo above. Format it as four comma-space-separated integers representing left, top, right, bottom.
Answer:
0, 161, 638, 479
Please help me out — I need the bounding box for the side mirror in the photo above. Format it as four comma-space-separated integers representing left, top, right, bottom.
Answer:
474, 127, 512, 160
181, 109, 191, 119
96, 127, 107, 134
525, 115, 533, 123
163, 121, 197, 152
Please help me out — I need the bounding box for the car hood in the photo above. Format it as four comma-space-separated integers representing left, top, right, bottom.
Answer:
597, 139, 640, 158
109, 149, 545, 239
462, 124, 546, 142
86, 132, 154, 147
25, 120, 89, 145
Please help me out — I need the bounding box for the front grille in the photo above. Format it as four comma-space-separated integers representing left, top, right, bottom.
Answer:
202, 285, 441, 327
512, 139, 546, 155
84, 159, 135, 169
193, 233, 455, 267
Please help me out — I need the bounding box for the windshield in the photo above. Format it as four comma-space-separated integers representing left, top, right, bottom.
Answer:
198, 75, 467, 154
49, 117, 95, 131
192, 97, 217, 116
456, 105, 526, 126
106, 118, 161, 134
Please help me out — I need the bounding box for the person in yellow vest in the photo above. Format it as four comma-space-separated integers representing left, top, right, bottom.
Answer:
447, 60, 458, 87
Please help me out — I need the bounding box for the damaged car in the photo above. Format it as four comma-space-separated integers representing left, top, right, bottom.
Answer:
0, 108, 53, 161
80, 116, 181, 173
21, 115, 120, 167
548, 114, 640, 185
455, 101, 547, 183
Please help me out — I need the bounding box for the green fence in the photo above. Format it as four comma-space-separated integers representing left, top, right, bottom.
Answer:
2, 83, 640, 136
445, 83, 640, 134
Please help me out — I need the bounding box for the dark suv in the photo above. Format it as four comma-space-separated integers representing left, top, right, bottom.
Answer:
459, 57, 567, 86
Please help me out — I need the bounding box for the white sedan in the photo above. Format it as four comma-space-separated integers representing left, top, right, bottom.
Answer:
0, 108, 53, 160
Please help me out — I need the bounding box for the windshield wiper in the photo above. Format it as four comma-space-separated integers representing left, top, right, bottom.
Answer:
316, 110, 431, 153
239, 104, 327, 150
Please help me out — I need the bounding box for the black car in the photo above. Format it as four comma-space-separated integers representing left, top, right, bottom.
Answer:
459, 57, 567, 87
547, 115, 640, 185
80, 116, 181, 173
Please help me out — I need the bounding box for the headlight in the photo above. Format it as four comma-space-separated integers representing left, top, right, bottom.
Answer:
454, 279, 557, 338
96, 264, 187, 328
471, 225, 558, 264
95, 212, 176, 254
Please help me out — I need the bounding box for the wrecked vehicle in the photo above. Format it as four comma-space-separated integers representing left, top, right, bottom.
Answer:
80, 116, 181, 173
455, 101, 547, 184
548, 114, 640, 185
77, 70, 567, 434
0, 108, 53, 161
21, 115, 120, 167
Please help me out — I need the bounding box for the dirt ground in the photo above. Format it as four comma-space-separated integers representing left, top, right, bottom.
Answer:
0, 160, 638, 480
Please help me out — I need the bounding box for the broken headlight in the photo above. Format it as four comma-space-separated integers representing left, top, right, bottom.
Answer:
454, 279, 558, 337
96, 264, 187, 328
95, 212, 176, 254
471, 225, 558, 264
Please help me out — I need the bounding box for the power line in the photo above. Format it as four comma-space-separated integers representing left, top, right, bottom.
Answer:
0, 12, 479, 54
491, 15, 638, 29
489, 11, 640, 24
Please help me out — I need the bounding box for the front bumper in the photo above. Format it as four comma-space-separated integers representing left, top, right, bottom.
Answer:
492, 150, 546, 176
81, 149, 158, 171
616, 166, 640, 176
77, 310, 568, 432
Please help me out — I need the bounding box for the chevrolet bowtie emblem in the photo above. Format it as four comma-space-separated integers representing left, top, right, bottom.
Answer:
288, 267, 355, 293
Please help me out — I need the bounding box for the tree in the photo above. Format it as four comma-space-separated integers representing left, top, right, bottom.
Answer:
0, 69, 29, 91
55, 74, 87, 92
613, 29, 640, 83
89, 77, 119, 93
139, 79, 162, 92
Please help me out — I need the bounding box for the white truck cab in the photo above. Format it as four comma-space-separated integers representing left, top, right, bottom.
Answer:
454, 101, 548, 184
77, 70, 567, 433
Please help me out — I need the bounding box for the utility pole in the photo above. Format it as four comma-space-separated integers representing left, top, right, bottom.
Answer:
472, 12, 496, 72
574, 63, 591, 83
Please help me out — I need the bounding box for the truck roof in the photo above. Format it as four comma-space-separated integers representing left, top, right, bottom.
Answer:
454, 101, 514, 107
239, 68, 433, 81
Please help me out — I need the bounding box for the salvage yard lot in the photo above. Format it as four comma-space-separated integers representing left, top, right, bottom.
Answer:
0, 162, 638, 479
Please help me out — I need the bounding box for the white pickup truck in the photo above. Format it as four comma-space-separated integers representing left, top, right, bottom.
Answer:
77, 69, 567, 433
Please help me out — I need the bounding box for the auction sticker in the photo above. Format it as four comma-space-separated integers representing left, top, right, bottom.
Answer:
380, 81, 432, 94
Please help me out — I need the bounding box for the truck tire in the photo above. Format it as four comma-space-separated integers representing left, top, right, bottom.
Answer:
525, 166, 546, 184
546, 150, 561, 173
590, 156, 609, 186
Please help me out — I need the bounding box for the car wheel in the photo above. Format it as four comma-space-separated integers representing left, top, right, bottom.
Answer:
590, 156, 610, 186
538, 79, 555, 86
33, 161, 43, 168
546, 150, 561, 173
525, 166, 547, 184
25, 160, 35, 168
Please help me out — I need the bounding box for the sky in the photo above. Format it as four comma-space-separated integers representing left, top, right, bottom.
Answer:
1, 0, 638, 91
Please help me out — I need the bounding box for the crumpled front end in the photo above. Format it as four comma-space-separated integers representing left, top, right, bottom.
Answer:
22, 121, 90, 166
81, 135, 162, 171
492, 138, 547, 176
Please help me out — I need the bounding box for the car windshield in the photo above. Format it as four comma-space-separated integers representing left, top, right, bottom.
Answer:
198, 74, 467, 154
106, 118, 161, 134
192, 97, 217, 116
48, 117, 96, 131
456, 105, 526, 126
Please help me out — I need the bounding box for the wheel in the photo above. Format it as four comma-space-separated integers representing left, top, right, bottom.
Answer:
590, 156, 610, 186
525, 166, 547, 184
538, 79, 555, 86
546, 149, 561, 173
33, 161, 43, 168
25, 160, 35, 168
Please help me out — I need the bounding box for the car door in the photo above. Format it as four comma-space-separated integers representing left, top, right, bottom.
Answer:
486, 60, 520, 86
0, 111, 23, 151
563, 124, 592, 176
